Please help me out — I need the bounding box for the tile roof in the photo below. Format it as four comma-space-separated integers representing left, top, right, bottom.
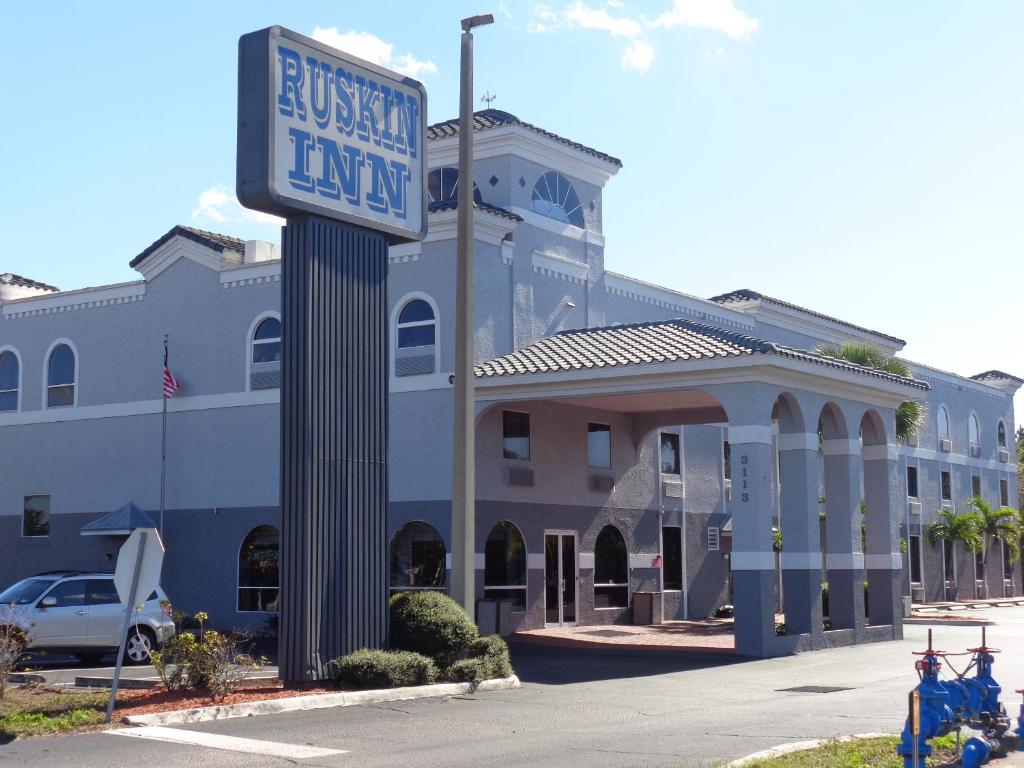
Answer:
428, 199, 523, 222
0, 273, 59, 292
130, 225, 246, 268
475, 318, 929, 391
971, 370, 1024, 385
709, 288, 906, 346
427, 109, 622, 168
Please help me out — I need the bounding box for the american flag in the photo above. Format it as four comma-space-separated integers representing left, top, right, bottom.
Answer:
163, 346, 181, 398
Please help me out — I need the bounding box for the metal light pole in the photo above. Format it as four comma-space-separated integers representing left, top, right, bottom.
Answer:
452, 12, 493, 616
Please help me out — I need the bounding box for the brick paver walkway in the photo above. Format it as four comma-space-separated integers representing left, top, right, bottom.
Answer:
512, 619, 736, 653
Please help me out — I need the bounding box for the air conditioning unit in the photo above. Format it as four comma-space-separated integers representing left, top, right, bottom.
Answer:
969, 444, 980, 458
907, 500, 922, 516
589, 474, 614, 493
999, 448, 1010, 463
663, 479, 684, 499
940, 438, 952, 453
505, 466, 534, 487
911, 586, 925, 603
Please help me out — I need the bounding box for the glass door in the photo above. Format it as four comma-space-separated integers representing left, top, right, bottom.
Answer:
544, 532, 577, 627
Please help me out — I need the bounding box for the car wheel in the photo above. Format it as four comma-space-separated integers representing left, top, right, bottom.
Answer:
76, 652, 107, 667
123, 627, 156, 665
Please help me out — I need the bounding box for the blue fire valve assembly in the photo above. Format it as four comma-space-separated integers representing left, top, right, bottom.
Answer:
897, 628, 1019, 768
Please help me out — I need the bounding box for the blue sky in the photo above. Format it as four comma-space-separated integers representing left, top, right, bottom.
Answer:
2, 1, 1022, 423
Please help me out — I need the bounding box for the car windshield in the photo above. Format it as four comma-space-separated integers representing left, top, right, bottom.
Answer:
0, 578, 55, 606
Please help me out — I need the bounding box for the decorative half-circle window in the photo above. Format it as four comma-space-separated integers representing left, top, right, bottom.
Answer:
531, 171, 584, 228
249, 315, 281, 390
427, 167, 482, 205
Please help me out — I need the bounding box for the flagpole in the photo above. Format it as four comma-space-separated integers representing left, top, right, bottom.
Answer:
159, 334, 169, 539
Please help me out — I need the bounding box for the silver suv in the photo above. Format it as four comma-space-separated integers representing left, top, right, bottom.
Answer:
0, 571, 176, 665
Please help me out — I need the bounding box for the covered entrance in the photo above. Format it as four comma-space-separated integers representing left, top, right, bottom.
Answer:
545, 531, 578, 627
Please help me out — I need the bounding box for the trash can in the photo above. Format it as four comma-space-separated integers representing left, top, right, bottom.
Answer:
631, 591, 663, 625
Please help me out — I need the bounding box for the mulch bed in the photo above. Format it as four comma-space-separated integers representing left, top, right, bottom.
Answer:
114, 680, 340, 719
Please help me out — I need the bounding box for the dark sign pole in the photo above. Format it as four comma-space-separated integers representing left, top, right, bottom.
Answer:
278, 216, 388, 680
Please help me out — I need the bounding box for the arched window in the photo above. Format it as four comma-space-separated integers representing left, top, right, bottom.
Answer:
0, 350, 19, 412
250, 315, 281, 390
998, 421, 1007, 449
594, 525, 629, 609
46, 343, 75, 408
390, 521, 446, 594
531, 171, 584, 228
395, 298, 436, 377
238, 525, 279, 612
484, 521, 527, 611
427, 167, 482, 205
937, 406, 950, 439
969, 413, 980, 447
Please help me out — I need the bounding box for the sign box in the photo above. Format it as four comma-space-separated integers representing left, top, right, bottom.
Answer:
237, 26, 427, 243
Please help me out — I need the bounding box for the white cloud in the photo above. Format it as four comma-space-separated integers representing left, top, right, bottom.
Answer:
310, 27, 437, 78
564, 1, 642, 37
529, 5, 561, 33
653, 0, 759, 40
621, 40, 656, 72
192, 186, 284, 227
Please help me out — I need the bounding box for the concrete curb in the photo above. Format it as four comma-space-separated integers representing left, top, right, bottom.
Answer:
721, 732, 891, 767
122, 675, 521, 726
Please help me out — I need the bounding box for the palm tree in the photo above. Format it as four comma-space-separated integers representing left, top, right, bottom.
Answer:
970, 496, 1020, 593
815, 343, 925, 443
926, 508, 982, 600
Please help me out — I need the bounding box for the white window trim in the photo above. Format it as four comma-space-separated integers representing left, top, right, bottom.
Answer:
22, 493, 51, 538
245, 311, 282, 392
502, 409, 532, 462
659, 429, 682, 478
968, 411, 980, 452
906, 460, 920, 500
42, 338, 78, 409
236, 524, 280, 614
908, 533, 923, 586
0, 345, 23, 413
587, 422, 612, 469
390, 291, 440, 382
997, 420, 1008, 449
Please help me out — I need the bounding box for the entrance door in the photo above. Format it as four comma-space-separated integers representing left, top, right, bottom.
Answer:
544, 532, 577, 627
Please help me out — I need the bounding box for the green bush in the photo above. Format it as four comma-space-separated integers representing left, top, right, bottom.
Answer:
443, 635, 514, 683
389, 591, 478, 667
330, 648, 438, 689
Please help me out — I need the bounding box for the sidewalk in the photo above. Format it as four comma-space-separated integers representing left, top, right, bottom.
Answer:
915, 598, 1024, 612
511, 619, 735, 653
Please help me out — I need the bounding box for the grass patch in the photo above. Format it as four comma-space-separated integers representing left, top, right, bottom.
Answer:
736, 734, 961, 767
0, 687, 110, 741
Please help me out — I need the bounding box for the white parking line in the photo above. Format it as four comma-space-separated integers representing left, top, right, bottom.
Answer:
107, 726, 346, 759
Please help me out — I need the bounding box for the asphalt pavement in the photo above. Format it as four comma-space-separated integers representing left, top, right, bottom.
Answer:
6, 607, 1024, 767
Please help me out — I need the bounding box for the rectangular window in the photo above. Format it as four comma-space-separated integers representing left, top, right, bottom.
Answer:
972, 475, 982, 499
1001, 479, 1009, 507
941, 471, 952, 502
944, 540, 955, 581
723, 440, 731, 481
906, 466, 919, 499
1004, 542, 1013, 581
662, 526, 682, 590
587, 423, 611, 469
660, 432, 680, 475
975, 549, 984, 581
909, 535, 922, 584
22, 495, 50, 537
502, 411, 531, 461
